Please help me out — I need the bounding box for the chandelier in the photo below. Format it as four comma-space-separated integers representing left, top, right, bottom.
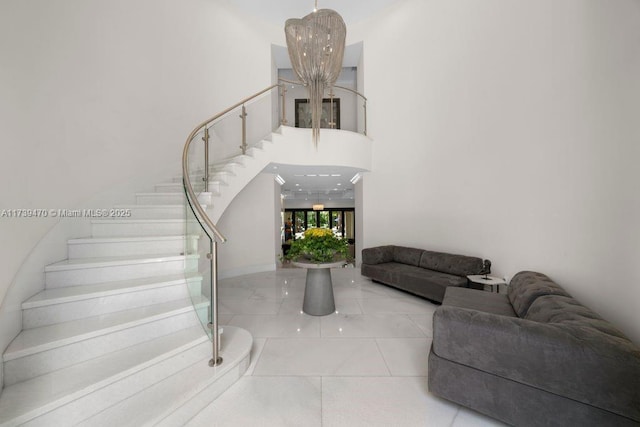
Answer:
285, 3, 346, 147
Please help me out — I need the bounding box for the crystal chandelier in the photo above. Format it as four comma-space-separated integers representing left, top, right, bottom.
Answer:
285, 3, 346, 147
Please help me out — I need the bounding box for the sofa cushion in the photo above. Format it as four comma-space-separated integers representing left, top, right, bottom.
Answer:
419, 250, 484, 277
392, 246, 423, 267
525, 295, 629, 341
361, 245, 394, 265
507, 271, 571, 317
361, 262, 466, 302
443, 287, 517, 318
432, 305, 640, 423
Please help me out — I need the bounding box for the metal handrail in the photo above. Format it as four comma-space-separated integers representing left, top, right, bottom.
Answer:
181, 79, 368, 367
278, 77, 367, 134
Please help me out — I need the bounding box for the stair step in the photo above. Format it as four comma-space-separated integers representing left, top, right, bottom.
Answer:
44, 254, 199, 287
68, 235, 200, 258
173, 170, 234, 184
23, 273, 203, 328
155, 181, 224, 194
76, 327, 252, 427
0, 326, 209, 427
91, 219, 200, 238
135, 192, 212, 206
211, 160, 245, 174
111, 205, 192, 220
3, 298, 206, 386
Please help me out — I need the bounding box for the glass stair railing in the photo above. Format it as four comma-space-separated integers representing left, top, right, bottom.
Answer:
181, 80, 368, 366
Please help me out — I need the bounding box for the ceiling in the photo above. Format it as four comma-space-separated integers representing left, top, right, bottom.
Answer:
266, 164, 364, 203
226, 0, 398, 27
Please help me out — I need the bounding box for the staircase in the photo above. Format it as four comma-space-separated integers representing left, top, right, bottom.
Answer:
0, 122, 372, 425
0, 163, 253, 426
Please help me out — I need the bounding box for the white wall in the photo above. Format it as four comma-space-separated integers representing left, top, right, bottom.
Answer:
0, 0, 275, 370
353, 0, 640, 342
217, 173, 279, 278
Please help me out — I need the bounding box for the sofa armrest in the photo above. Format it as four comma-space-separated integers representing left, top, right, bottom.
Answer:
361, 246, 394, 265
433, 306, 640, 421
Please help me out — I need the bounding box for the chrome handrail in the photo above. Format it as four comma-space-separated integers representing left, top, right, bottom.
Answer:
278, 77, 367, 101
181, 79, 368, 367
278, 77, 367, 134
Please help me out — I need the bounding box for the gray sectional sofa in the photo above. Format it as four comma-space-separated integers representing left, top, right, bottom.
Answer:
429, 271, 640, 426
361, 245, 490, 303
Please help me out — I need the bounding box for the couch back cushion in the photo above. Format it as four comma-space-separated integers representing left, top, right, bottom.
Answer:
392, 246, 423, 267
361, 246, 394, 265
508, 271, 571, 317
525, 294, 629, 340
418, 250, 484, 277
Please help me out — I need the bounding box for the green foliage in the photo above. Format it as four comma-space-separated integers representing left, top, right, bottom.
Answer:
284, 228, 350, 263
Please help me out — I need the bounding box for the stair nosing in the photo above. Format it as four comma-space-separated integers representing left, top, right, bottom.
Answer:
4, 298, 206, 361
68, 235, 200, 244
45, 253, 199, 272
0, 327, 209, 426
23, 273, 203, 309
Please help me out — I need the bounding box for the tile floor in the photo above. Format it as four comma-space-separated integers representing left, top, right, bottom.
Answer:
188, 267, 507, 427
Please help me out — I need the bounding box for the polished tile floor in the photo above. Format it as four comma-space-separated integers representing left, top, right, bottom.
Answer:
188, 267, 506, 427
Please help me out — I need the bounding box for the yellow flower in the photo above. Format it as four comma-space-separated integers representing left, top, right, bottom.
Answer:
304, 228, 333, 239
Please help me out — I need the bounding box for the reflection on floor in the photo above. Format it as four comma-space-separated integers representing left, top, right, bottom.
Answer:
187, 267, 507, 427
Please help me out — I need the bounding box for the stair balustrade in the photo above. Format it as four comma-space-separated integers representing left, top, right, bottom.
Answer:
181, 80, 368, 366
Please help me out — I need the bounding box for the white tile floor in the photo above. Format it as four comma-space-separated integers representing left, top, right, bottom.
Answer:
187, 267, 507, 427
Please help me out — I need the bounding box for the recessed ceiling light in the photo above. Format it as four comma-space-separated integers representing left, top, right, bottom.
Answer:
273, 166, 278, 170
319, 174, 329, 177
295, 183, 300, 186
337, 183, 342, 186
331, 174, 341, 177
307, 174, 317, 177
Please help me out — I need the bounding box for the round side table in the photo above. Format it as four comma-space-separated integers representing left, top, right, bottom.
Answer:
292, 260, 345, 316
466, 275, 507, 293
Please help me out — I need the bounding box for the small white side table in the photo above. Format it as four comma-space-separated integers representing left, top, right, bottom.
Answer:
467, 275, 507, 294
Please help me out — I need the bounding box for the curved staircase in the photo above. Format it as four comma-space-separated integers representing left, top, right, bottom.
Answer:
0, 83, 372, 424
0, 164, 253, 426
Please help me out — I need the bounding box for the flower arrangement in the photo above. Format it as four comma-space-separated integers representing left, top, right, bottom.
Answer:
284, 227, 350, 263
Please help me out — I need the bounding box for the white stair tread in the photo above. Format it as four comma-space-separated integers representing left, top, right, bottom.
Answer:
0, 326, 209, 426
91, 218, 196, 224
114, 204, 187, 208
135, 192, 188, 196
23, 273, 202, 309
156, 181, 225, 188
45, 253, 199, 272
78, 326, 252, 427
68, 235, 199, 244
4, 297, 207, 361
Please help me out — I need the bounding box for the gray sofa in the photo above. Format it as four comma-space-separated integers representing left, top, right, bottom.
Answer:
361, 245, 490, 303
429, 271, 640, 427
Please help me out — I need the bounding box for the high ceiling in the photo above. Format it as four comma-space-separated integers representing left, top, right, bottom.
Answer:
228, 0, 385, 205
226, 0, 398, 26
266, 164, 364, 203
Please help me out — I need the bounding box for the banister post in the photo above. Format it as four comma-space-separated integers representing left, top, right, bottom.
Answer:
281, 85, 288, 125
239, 104, 247, 155
363, 100, 367, 136
208, 239, 223, 367
203, 127, 209, 192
